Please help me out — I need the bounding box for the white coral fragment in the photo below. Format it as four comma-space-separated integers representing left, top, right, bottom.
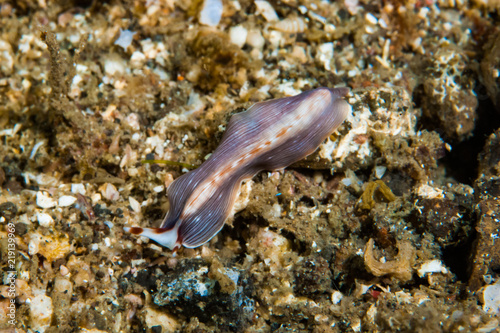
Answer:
36, 192, 57, 209
29, 294, 54, 332
37, 212, 54, 227
198, 0, 223, 27
103, 55, 127, 76
483, 281, 500, 314
271, 17, 307, 33
59, 195, 77, 207
129, 196, 141, 213
100, 183, 120, 201
229, 25, 248, 48
416, 184, 444, 199
114, 29, 136, 51
316, 42, 334, 71
417, 259, 449, 278
254, 0, 279, 22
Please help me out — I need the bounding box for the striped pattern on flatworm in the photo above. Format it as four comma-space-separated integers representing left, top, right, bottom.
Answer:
124, 87, 351, 250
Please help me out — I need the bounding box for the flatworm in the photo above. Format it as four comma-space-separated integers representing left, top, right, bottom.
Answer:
125, 87, 351, 250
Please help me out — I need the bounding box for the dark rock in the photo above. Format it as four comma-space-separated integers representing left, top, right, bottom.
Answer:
409, 198, 472, 247
133, 259, 255, 331
293, 256, 332, 298
468, 199, 500, 291
478, 128, 500, 178
0, 201, 17, 221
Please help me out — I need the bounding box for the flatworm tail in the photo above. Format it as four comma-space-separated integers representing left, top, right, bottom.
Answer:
123, 226, 181, 250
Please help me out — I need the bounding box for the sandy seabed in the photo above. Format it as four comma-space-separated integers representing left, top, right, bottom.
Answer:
0, 0, 500, 332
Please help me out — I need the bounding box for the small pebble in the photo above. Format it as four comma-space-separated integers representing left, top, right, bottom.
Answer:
254, 0, 279, 22
59, 195, 77, 207
375, 166, 387, 179
59, 265, 70, 276
365, 13, 378, 25
129, 197, 141, 213
100, 183, 120, 201
246, 29, 265, 49
71, 183, 86, 195
198, 0, 223, 27
104, 56, 127, 76
229, 25, 248, 48
483, 281, 500, 314
54, 277, 73, 294
332, 290, 343, 304
36, 192, 56, 209
36, 212, 54, 227
114, 29, 136, 51
153, 185, 164, 193
29, 294, 53, 332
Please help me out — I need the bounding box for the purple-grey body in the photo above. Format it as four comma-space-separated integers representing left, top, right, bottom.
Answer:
124, 87, 351, 250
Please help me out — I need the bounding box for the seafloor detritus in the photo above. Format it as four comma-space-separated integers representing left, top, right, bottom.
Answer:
357, 180, 397, 211
468, 199, 500, 292
480, 29, 500, 110
478, 128, 500, 178
420, 47, 478, 141
408, 197, 471, 247
469, 130, 500, 292
2, 0, 500, 331
363, 238, 415, 282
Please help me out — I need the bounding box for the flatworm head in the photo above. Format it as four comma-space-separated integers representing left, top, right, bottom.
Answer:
124, 87, 351, 250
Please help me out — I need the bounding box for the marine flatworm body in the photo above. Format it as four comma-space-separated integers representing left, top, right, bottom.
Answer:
125, 87, 351, 250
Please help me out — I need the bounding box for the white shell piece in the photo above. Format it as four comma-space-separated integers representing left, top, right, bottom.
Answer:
100, 183, 120, 201
483, 281, 500, 314
271, 16, 306, 33
417, 260, 448, 277
229, 25, 248, 48
71, 183, 86, 195
129, 196, 141, 213
37, 212, 54, 227
374, 166, 387, 179
36, 191, 57, 209
199, 0, 223, 27
29, 294, 53, 332
114, 29, 136, 51
59, 195, 77, 207
254, 0, 279, 22
246, 29, 265, 49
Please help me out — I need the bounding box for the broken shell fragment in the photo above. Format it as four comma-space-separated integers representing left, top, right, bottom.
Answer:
198, 0, 223, 27
271, 17, 307, 33
364, 238, 415, 281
